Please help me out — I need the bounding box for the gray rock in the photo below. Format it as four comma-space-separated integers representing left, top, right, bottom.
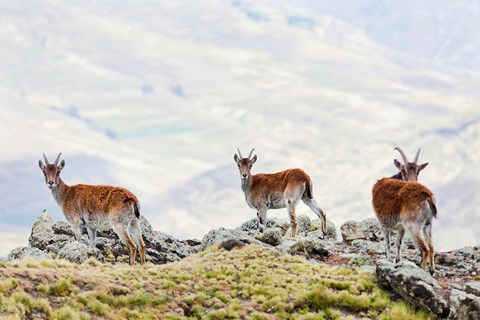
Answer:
57, 242, 104, 264
465, 282, 480, 297
151, 231, 196, 259
351, 239, 385, 254
448, 288, 480, 320
201, 227, 265, 250
7, 246, 52, 261
237, 218, 282, 232
308, 219, 337, 240
256, 228, 283, 246
297, 214, 312, 233
52, 221, 75, 236
288, 237, 335, 257
437, 246, 477, 268
340, 218, 383, 242
376, 259, 449, 317
29, 210, 55, 250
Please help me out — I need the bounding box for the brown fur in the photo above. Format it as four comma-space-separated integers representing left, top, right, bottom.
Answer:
39, 158, 145, 266
249, 169, 312, 201
372, 178, 437, 273
234, 150, 327, 237
59, 182, 139, 219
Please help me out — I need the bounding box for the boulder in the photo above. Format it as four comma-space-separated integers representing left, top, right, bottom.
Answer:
256, 228, 283, 246
465, 282, 480, 297
57, 242, 104, 264
237, 217, 283, 233
29, 210, 55, 250
376, 259, 449, 317
340, 218, 383, 242
287, 237, 335, 257
7, 246, 52, 261
17, 211, 197, 265
308, 219, 337, 240
448, 288, 480, 320
201, 227, 265, 250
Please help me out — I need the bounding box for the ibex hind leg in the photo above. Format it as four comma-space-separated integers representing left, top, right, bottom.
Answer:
302, 196, 327, 234
423, 222, 435, 274
129, 219, 146, 264
111, 212, 138, 265
407, 223, 430, 271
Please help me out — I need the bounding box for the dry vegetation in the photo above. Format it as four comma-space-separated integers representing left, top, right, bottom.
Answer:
0, 244, 433, 319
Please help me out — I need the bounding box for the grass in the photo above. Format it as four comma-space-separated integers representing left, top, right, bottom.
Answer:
0, 244, 433, 319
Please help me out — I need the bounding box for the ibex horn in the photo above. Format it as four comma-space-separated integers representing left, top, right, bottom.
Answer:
54, 153, 62, 166
237, 148, 243, 159
43, 153, 49, 165
248, 148, 255, 159
413, 148, 421, 164
394, 147, 408, 164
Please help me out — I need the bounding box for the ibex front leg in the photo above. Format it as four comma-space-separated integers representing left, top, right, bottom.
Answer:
257, 209, 267, 232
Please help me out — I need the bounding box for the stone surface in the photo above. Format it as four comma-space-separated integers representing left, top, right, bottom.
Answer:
256, 228, 283, 246
340, 218, 383, 242
237, 218, 281, 233
22, 211, 198, 265
288, 237, 335, 257
309, 219, 337, 240
448, 288, 480, 320
57, 242, 104, 264
376, 259, 450, 318
7, 246, 51, 261
28, 210, 55, 250
465, 281, 480, 297
201, 227, 266, 251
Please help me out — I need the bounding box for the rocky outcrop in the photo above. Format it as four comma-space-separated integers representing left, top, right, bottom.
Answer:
7, 246, 51, 261
10, 211, 199, 264
201, 227, 265, 250
376, 259, 450, 317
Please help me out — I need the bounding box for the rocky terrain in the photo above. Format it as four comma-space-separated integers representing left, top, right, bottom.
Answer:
3, 211, 480, 319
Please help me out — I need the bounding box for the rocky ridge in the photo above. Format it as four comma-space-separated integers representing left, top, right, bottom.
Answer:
7, 211, 480, 319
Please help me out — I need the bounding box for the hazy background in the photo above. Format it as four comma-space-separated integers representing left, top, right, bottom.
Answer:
1, 0, 479, 256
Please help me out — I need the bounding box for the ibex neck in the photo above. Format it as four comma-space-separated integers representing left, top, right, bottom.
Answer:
52, 179, 68, 206
241, 175, 252, 199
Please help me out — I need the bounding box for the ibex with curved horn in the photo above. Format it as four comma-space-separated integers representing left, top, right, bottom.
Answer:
39, 153, 145, 265
373, 147, 437, 274
391, 147, 428, 181
234, 148, 327, 237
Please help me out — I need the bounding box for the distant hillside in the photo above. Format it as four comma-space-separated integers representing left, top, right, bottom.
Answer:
0, 244, 432, 319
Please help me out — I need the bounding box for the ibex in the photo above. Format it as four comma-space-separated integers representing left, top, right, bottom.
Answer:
372, 148, 437, 274
234, 148, 327, 237
391, 147, 428, 181
39, 153, 145, 265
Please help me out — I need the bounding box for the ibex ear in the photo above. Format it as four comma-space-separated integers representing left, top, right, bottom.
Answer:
393, 159, 402, 170
39, 160, 45, 171
419, 162, 428, 171
251, 154, 257, 164
234, 154, 240, 163
58, 160, 65, 171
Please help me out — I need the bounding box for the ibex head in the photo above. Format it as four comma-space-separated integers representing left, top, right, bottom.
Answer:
38, 153, 65, 189
393, 147, 428, 182
234, 148, 257, 180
